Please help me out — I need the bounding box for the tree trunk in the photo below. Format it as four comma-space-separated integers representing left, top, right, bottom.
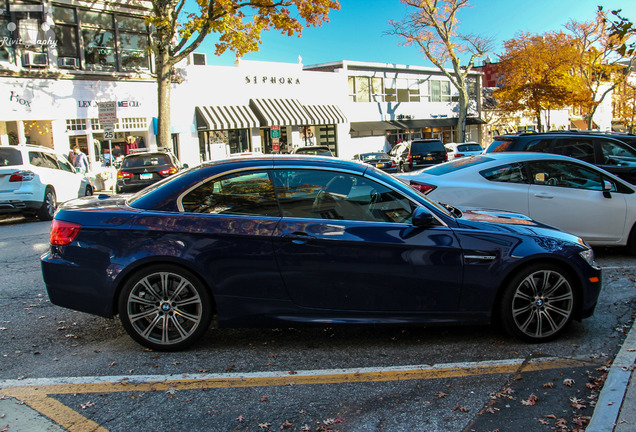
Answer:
156, 47, 172, 151
536, 111, 542, 132
456, 85, 468, 143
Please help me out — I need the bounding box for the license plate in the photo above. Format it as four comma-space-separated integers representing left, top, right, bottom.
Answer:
140, 173, 153, 180
377, 163, 386, 168
426, 156, 434, 160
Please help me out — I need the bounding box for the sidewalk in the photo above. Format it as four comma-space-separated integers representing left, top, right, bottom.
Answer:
587, 321, 636, 431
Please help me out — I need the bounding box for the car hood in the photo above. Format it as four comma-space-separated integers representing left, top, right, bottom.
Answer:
453, 207, 587, 246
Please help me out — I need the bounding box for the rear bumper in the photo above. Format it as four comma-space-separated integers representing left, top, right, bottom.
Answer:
0, 199, 41, 214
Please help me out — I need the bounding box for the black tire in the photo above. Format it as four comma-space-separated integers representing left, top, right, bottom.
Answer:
627, 224, 636, 255
118, 264, 212, 351
500, 263, 577, 342
37, 187, 57, 221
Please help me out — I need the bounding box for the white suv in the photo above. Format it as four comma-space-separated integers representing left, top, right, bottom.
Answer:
0, 145, 93, 220
444, 142, 484, 160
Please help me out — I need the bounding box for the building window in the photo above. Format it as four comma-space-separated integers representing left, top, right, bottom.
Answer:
90, 117, 147, 130
0, 12, 14, 63
117, 16, 150, 70
430, 80, 451, 102
348, 76, 385, 102
79, 10, 116, 70
385, 79, 421, 103
66, 119, 87, 131
52, 5, 79, 60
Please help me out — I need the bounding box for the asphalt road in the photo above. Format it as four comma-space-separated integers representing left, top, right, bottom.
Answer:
0, 215, 634, 432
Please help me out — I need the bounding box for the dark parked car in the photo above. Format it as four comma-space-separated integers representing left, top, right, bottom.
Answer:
291, 146, 333, 156
390, 139, 447, 172
484, 132, 636, 184
42, 155, 601, 351
352, 152, 397, 172
116, 151, 181, 193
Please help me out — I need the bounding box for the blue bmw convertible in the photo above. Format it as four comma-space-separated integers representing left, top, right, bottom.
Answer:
41, 155, 602, 350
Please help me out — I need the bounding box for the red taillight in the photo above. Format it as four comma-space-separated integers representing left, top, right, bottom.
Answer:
9, 170, 35, 182
117, 170, 133, 179
455, 153, 465, 158
391, 161, 396, 168
50, 220, 81, 246
159, 166, 178, 176
444, 149, 448, 161
409, 180, 437, 194
407, 152, 412, 163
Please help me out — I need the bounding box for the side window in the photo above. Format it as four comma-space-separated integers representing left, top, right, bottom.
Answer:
528, 161, 605, 191
57, 155, 75, 172
524, 139, 552, 152
272, 169, 414, 223
480, 163, 527, 183
599, 140, 636, 164
42, 153, 61, 170
181, 170, 279, 216
552, 138, 595, 163
29, 152, 58, 169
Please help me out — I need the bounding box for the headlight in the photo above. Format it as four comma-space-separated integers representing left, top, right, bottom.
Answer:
579, 248, 595, 266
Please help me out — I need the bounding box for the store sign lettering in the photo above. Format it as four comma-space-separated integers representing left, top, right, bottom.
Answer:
77, 100, 141, 108
9, 91, 31, 108
245, 76, 301, 85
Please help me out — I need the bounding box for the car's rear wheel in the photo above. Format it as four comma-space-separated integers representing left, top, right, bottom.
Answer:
118, 265, 212, 351
37, 187, 57, 221
627, 224, 636, 255
500, 264, 577, 342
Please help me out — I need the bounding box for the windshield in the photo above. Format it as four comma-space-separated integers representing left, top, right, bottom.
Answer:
457, 144, 483, 152
420, 155, 493, 176
360, 153, 388, 161
0, 148, 23, 166
411, 141, 444, 153
122, 154, 172, 168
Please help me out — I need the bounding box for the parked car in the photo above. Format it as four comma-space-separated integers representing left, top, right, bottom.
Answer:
291, 146, 333, 156
0, 145, 93, 220
389, 139, 447, 172
352, 152, 397, 172
116, 151, 181, 194
398, 152, 636, 252
444, 142, 483, 160
42, 155, 601, 350
484, 131, 636, 184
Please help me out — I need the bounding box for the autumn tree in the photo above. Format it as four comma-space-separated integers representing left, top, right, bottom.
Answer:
566, 9, 636, 129
148, 0, 339, 150
493, 32, 584, 131
614, 81, 636, 133
388, 0, 493, 143
603, 7, 636, 57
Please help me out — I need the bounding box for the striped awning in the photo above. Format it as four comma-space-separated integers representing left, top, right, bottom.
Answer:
249, 98, 313, 126
303, 104, 347, 125
195, 105, 259, 131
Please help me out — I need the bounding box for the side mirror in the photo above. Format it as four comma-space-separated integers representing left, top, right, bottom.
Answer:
412, 207, 435, 227
602, 180, 612, 198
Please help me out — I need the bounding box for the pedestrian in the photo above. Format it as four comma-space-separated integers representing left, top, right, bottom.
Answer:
73, 146, 89, 174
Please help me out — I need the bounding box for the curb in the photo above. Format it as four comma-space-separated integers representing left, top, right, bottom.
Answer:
587, 321, 636, 431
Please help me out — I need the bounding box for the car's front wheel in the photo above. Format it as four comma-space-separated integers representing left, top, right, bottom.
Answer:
37, 187, 57, 221
118, 265, 212, 351
500, 264, 577, 342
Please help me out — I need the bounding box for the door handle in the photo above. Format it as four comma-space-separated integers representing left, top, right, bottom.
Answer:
282, 232, 315, 244
534, 193, 554, 199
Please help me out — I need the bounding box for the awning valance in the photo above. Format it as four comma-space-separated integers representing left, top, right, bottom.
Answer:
250, 98, 313, 126
350, 121, 401, 132
195, 105, 259, 131
303, 104, 347, 125
391, 118, 457, 128
466, 117, 487, 125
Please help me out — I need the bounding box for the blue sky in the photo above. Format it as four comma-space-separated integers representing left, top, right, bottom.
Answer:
194, 0, 636, 68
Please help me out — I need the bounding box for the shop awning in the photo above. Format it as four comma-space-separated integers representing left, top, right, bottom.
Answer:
391, 118, 458, 128
249, 98, 313, 126
466, 117, 487, 125
303, 104, 348, 125
350, 121, 401, 132
571, 119, 598, 130
195, 105, 259, 131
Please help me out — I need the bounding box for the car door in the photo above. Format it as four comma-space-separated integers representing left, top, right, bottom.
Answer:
271, 168, 463, 312
526, 160, 627, 242
595, 137, 636, 184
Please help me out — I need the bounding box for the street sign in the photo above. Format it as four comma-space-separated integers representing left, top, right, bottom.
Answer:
270, 125, 281, 139
98, 102, 117, 126
103, 124, 115, 140
272, 138, 280, 153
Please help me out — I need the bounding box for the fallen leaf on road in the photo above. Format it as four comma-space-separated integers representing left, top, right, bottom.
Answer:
563, 378, 575, 387
521, 394, 539, 406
